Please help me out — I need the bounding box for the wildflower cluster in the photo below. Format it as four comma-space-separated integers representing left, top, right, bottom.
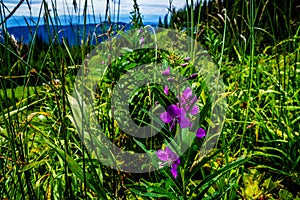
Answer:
156, 147, 181, 178
156, 60, 206, 178
160, 87, 199, 130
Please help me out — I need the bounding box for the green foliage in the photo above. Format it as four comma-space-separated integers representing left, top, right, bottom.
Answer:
0, 0, 300, 199
168, 0, 300, 59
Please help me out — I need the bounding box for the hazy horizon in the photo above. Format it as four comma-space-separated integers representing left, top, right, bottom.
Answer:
4, 0, 188, 27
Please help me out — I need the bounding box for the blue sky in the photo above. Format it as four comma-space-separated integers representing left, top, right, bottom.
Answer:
4, 0, 187, 26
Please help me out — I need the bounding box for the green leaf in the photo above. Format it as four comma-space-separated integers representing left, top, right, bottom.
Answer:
120, 47, 134, 54
191, 156, 251, 199
44, 137, 108, 199
130, 184, 178, 199
279, 189, 294, 200
19, 160, 46, 172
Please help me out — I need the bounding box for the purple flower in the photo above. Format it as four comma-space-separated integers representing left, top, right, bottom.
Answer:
160, 104, 191, 130
180, 87, 192, 103
160, 87, 200, 130
162, 66, 170, 75
184, 57, 191, 61
170, 158, 180, 178
186, 73, 198, 80
167, 77, 176, 82
196, 128, 206, 139
156, 147, 180, 178
139, 37, 144, 43
180, 63, 188, 67
164, 85, 169, 95
180, 87, 199, 115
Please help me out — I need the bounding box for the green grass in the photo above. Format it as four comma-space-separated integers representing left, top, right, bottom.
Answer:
0, 85, 37, 101
0, 0, 300, 199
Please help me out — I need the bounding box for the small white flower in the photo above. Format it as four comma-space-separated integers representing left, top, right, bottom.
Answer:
53, 79, 61, 84
38, 115, 46, 121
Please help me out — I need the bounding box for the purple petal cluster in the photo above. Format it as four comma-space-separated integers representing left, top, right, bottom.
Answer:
184, 57, 191, 61
186, 73, 198, 80
164, 85, 169, 95
139, 37, 145, 47
162, 66, 170, 75
156, 65, 207, 178
156, 147, 180, 178
139, 37, 145, 43
160, 105, 191, 130
180, 63, 188, 67
180, 56, 191, 67
160, 87, 199, 131
180, 87, 199, 115
196, 128, 206, 139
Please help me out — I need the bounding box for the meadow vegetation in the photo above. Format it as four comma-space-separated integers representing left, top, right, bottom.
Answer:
0, 0, 299, 199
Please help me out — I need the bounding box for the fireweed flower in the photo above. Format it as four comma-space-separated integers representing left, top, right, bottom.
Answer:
180, 87, 199, 115
139, 36, 144, 43
156, 147, 180, 178
180, 63, 188, 67
164, 85, 169, 95
184, 56, 191, 62
139, 37, 145, 47
161, 66, 170, 75
196, 128, 206, 139
167, 77, 176, 82
186, 73, 198, 80
160, 104, 191, 130
160, 88, 200, 130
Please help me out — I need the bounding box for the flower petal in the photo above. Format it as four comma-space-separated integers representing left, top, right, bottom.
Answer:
162, 66, 170, 75
184, 57, 191, 61
164, 85, 169, 95
190, 95, 198, 105
139, 37, 144, 43
180, 63, 188, 67
169, 120, 176, 130
178, 115, 191, 128
187, 73, 198, 80
170, 163, 179, 178
182, 87, 192, 101
190, 105, 199, 115
166, 147, 178, 161
167, 104, 181, 117
174, 158, 180, 165
196, 128, 206, 139
167, 77, 176, 82
160, 112, 173, 123
156, 150, 169, 161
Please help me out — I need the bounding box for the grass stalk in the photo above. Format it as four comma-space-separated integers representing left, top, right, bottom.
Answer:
240, 0, 255, 154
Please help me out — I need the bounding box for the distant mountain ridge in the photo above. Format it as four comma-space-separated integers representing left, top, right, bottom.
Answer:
1, 22, 133, 46
1, 14, 160, 46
